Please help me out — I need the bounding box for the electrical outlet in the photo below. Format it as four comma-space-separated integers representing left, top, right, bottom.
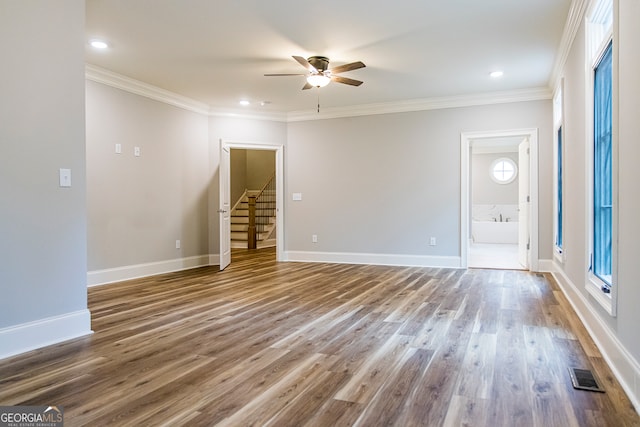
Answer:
429, 237, 437, 246
312, 234, 318, 243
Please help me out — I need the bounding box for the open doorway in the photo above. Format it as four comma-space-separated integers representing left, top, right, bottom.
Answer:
460, 129, 539, 271
219, 141, 284, 270
229, 148, 276, 249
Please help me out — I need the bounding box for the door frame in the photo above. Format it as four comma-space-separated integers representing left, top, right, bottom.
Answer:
460, 128, 539, 271
219, 140, 284, 263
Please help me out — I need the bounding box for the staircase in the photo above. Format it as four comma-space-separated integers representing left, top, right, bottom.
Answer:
230, 185, 276, 249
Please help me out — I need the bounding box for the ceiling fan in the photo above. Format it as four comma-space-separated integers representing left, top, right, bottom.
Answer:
264, 55, 366, 90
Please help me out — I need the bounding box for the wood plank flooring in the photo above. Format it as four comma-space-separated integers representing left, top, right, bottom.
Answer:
1, 248, 639, 426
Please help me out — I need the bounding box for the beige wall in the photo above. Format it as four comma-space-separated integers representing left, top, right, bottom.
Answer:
246, 150, 276, 190
471, 152, 519, 205
551, 0, 640, 405
0, 0, 90, 354
86, 81, 210, 270
616, 0, 640, 363
286, 101, 552, 257
230, 149, 276, 206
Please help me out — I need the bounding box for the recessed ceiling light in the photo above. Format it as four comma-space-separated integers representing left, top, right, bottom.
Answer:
90, 39, 109, 49
239, 100, 250, 106
490, 71, 504, 78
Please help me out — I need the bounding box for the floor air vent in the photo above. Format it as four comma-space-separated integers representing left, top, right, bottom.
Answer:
569, 367, 605, 392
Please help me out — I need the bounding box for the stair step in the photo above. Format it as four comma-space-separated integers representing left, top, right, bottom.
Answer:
230, 231, 246, 240
230, 231, 272, 241
231, 216, 275, 225
231, 226, 273, 233
230, 188, 277, 243
238, 200, 275, 206
232, 210, 276, 217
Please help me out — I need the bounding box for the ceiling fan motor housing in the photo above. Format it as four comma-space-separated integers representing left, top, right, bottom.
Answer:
308, 56, 330, 72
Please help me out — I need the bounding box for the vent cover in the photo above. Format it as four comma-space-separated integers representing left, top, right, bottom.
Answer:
569, 367, 605, 392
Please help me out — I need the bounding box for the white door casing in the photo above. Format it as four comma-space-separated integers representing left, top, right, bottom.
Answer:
218, 140, 285, 267
518, 137, 530, 268
460, 128, 538, 271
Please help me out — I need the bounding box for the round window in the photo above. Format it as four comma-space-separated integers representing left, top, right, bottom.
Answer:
490, 158, 518, 184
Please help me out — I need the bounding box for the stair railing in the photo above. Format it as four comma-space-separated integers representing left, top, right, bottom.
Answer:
247, 173, 276, 249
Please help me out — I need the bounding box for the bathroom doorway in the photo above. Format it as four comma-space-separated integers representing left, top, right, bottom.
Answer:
460, 129, 539, 270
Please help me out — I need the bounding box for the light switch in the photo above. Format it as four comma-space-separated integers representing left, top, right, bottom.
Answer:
292, 192, 302, 201
59, 168, 71, 187
115, 143, 122, 154
134, 146, 141, 157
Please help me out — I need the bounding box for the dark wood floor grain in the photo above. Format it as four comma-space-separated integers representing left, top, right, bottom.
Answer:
1, 248, 638, 426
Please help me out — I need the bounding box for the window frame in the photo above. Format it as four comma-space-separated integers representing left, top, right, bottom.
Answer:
553, 81, 564, 261
490, 157, 518, 185
592, 42, 613, 287
584, 0, 617, 316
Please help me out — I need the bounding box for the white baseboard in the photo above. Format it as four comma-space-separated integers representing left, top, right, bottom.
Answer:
0, 309, 92, 360
551, 263, 640, 413
87, 255, 212, 286
283, 250, 462, 268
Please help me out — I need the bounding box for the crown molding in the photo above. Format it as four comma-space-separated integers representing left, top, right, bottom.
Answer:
86, 64, 551, 123
208, 107, 287, 122
86, 64, 288, 121
286, 87, 552, 122
549, 0, 590, 90
86, 64, 211, 115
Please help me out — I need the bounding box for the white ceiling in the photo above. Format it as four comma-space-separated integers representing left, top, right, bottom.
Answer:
85, 0, 572, 115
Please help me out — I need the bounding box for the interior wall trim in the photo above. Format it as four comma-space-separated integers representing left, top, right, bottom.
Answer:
0, 310, 92, 361
283, 250, 462, 269
86, 64, 211, 115
86, 64, 551, 123
87, 255, 211, 287
549, 0, 590, 88
552, 264, 640, 414
286, 87, 552, 122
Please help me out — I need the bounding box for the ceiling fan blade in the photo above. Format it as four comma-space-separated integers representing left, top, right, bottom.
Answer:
328, 61, 366, 74
302, 82, 313, 90
264, 73, 307, 76
293, 55, 318, 73
331, 75, 363, 86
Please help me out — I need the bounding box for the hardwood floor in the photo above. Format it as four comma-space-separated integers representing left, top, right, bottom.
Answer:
1, 248, 638, 426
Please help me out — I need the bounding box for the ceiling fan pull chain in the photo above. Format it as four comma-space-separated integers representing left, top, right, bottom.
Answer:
317, 89, 320, 113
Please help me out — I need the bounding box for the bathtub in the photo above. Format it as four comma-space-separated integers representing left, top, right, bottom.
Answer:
472, 220, 518, 244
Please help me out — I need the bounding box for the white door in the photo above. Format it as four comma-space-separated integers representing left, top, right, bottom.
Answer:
518, 138, 530, 268
219, 143, 231, 271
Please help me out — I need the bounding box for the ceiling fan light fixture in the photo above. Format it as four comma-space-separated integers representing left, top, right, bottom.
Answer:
306, 74, 331, 88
